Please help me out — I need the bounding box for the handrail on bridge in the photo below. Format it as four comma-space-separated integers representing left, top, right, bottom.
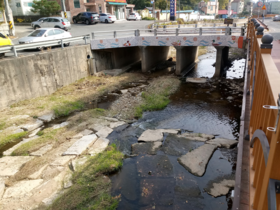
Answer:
91, 26, 246, 39
0, 34, 90, 57
232, 17, 280, 210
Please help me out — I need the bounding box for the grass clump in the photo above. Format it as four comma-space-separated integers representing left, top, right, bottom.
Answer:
47, 145, 123, 210
0, 131, 28, 148
134, 77, 180, 118
12, 128, 60, 156
53, 100, 85, 117
0, 122, 6, 130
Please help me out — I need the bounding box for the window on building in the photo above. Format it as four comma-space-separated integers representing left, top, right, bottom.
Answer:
208, 6, 210, 9
98, 4, 102, 13
27, 2, 33, 7
16, 2, 21, 7
74, 0, 80, 8
211, 6, 213, 10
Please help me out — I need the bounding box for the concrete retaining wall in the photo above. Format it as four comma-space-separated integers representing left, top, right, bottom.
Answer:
0, 45, 92, 109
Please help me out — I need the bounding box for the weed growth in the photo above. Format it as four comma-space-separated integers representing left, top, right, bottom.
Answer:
0, 131, 28, 148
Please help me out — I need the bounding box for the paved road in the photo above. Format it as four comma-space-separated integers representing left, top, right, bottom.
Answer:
263, 19, 280, 40
13, 20, 151, 44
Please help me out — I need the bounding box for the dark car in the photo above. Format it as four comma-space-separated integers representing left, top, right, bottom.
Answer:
73, 12, 99, 25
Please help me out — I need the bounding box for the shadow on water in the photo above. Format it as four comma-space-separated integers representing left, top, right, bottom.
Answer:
107, 50, 245, 210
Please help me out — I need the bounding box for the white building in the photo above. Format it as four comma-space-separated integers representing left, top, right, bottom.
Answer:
231, 0, 244, 14
270, 1, 280, 14
8, 0, 37, 16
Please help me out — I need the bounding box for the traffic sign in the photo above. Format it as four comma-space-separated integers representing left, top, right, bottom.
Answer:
262, 5, 266, 10
257, 1, 263, 7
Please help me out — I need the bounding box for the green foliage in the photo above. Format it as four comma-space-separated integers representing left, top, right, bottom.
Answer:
53, 101, 84, 117
142, 16, 155, 20
31, 0, 61, 16
37, 131, 44, 136
48, 145, 123, 210
218, 0, 227, 9
0, 122, 6, 130
127, 0, 151, 10
176, 18, 184, 24
155, 0, 167, 10
0, 131, 28, 148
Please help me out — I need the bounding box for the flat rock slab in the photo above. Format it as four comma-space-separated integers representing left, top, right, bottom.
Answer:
0, 181, 5, 199
38, 112, 55, 122
206, 179, 235, 197
138, 129, 163, 142
3, 179, 44, 199
3, 136, 39, 156
30, 144, 53, 156
21, 119, 43, 132
132, 142, 162, 155
63, 134, 98, 155
186, 78, 207, 84
99, 116, 119, 122
88, 138, 110, 156
50, 156, 75, 166
158, 129, 180, 134
0, 156, 34, 177
29, 127, 43, 138
110, 121, 126, 129
9, 115, 30, 120
96, 127, 113, 138
53, 122, 69, 129
71, 156, 88, 171
206, 138, 238, 149
178, 144, 217, 177
28, 164, 48, 179
72, 129, 93, 139
178, 132, 215, 142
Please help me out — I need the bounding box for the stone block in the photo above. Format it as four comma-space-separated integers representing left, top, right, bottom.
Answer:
138, 129, 163, 142
30, 144, 53, 156
38, 112, 55, 122
50, 156, 75, 166
3, 136, 39, 156
21, 120, 44, 132
0, 156, 34, 177
96, 127, 113, 138
88, 138, 110, 156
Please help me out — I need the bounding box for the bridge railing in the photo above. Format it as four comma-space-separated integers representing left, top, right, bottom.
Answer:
232, 18, 280, 210
0, 34, 90, 57
91, 26, 245, 40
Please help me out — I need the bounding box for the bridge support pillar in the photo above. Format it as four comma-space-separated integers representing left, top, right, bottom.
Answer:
139, 46, 170, 72
214, 46, 229, 77
175, 46, 198, 75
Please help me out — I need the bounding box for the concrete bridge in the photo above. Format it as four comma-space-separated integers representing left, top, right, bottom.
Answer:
90, 27, 246, 77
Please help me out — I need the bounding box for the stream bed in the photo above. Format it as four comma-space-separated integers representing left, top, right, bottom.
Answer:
106, 50, 246, 210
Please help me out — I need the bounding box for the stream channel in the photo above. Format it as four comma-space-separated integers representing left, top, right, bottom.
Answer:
106, 49, 246, 210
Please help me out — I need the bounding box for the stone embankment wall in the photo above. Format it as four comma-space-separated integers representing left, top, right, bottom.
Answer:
0, 45, 92, 109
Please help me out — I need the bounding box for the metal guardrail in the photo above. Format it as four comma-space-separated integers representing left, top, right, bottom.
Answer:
0, 34, 90, 57
92, 26, 246, 40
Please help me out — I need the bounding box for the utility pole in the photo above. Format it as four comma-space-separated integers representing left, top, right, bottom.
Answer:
166, 0, 168, 21
61, 0, 67, 18
214, 0, 217, 19
262, 0, 265, 23
179, 0, 180, 19
153, 0, 156, 25
227, 0, 231, 17
4, 0, 15, 36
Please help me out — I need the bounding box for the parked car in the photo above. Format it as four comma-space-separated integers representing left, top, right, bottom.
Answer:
73, 12, 100, 25
128, 13, 141, 21
31, 17, 47, 28
273, 15, 280, 21
99, 13, 117, 23
0, 32, 13, 57
18, 28, 72, 49
32, 17, 71, 31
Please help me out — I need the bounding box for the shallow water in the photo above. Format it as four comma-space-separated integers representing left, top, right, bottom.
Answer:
108, 50, 245, 210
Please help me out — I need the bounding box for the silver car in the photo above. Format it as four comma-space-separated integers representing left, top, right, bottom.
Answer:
32, 17, 71, 31
273, 15, 280, 21
31, 18, 47, 28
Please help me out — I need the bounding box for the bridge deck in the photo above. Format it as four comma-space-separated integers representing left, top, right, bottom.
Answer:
271, 41, 280, 73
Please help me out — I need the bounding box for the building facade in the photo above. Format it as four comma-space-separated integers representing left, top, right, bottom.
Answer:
8, 0, 37, 16
270, 1, 280, 14
198, 0, 219, 16
231, 0, 244, 14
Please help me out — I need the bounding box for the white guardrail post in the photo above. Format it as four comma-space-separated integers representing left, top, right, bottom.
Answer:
12, 46, 17, 57
61, 39, 64, 49
176, 28, 179, 36
199, 28, 202, 35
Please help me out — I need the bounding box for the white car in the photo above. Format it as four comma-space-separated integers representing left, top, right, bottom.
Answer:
18, 28, 72, 48
128, 13, 141, 21
99, 13, 117, 23
32, 17, 71, 31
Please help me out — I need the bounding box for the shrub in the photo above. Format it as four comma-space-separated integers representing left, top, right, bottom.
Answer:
142, 17, 155, 20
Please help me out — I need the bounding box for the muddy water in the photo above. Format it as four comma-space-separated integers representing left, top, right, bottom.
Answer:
108, 51, 245, 210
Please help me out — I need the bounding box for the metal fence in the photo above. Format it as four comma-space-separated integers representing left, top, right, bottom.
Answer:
0, 34, 90, 57
91, 26, 246, 40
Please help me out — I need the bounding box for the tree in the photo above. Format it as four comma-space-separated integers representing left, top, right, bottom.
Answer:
127, 0, 152, 10
31, 0, 61, 16
156, 0, 167, 10
218, 0, 227, 9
